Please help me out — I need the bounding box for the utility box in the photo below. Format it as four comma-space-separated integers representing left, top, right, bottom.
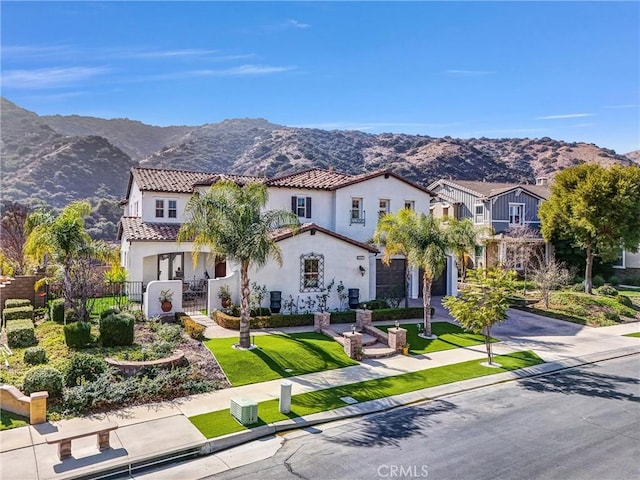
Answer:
230, 396, 258, 425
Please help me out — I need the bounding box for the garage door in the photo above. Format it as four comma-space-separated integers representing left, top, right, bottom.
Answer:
418, 264, 448, 297
376, 259, 406, 299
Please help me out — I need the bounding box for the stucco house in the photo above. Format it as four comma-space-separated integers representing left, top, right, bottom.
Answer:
118, 167, 457, 315
613, 248, 640, 281
428, 178, 552, 271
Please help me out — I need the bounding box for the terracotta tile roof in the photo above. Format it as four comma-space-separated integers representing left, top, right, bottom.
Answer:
265, 167, 434, 195
131, 167, 213, 193
271, 222, 379, 253
431, 179, 550, 200
118, 217, 181, 241
266, 168, 354, 190
193, 173, 265, 187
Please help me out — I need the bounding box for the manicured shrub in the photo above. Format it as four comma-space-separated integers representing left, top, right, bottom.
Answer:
64, 308, 81, 323
570, 282, 585, 292
50, 299, 65, 323
64, 321, 92, 349
3, 305, 34, 323
157, 323, 182, 344
213, 311, 314, 329
595, 285, 618, 296
617, 295, 634, 308
592, 275, 606, 288
6, 320, 36, 348
99, 312, 135, 347
359, 299, 389, 310
371, 307, 426, 322
331, 311, 357, 324
5, 299, 31, 309
64, 353, 106, 387
608, 276, 620, 287
22, 366, 63, 398
100, 307, 121, 319
181, 315, 206, 340
24, 346, 47, 365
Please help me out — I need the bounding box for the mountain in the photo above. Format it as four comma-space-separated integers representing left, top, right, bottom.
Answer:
2, 96, 637, 215
626, 150, 640, 163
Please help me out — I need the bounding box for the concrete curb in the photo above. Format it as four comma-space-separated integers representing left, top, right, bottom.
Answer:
199, 345, 640, 455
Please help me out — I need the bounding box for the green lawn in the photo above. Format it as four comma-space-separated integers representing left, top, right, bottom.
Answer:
378, 321, 496, 355
204, 333, 358, 386
623, 332, 640, 338
190, 350, 544, 438
1, 409, 29, 431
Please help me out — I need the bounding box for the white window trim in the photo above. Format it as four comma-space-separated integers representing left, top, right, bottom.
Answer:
379, 199, 390, 218
167, 198, 178, 219
350, 197, 365, 225
612, 249, 626, 269
155, 199, 165, 218
404, 200, 415, 211
296, 196, 307, 217
473, 203, 485, 224
509, 202, 525, 227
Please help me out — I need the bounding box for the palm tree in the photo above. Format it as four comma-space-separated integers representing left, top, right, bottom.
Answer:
25, 201, 113, 320
446, 217, 477, 281
178, 180, 299, 349
374, 209, 450, 337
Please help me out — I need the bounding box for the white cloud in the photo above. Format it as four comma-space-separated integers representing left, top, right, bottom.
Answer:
444, 69, 495, 76
124, 48, 220, 59
1, 66, 110, 89
537, 113, 593, 120
285, 19, 311, 29
603, 104, 639, 109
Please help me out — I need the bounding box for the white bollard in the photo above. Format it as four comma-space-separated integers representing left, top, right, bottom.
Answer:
280, 380, 292, 414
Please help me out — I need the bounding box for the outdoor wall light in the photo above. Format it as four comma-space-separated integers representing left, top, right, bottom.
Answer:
351, 324, 356, 334
395, 320, 399, 329
359, 265, 366, 276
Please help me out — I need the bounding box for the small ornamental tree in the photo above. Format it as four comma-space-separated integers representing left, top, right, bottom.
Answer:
531, 255, 572, 308
443, 268, 516, 365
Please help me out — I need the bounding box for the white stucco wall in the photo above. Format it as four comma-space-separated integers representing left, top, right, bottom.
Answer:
265, 187, 335, 229
140, 192, 193, 223
334, 175, 433, 242
239, 228, 376, 312
144, 280, 183, 317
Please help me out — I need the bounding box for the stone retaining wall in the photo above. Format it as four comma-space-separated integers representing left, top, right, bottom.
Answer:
105, 350, 187, 377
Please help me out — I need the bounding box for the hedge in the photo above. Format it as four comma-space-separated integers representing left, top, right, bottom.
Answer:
213, 311, 314, 329
5, 299, 31, 309
24, 346, 47, 365
330, 311, 356, 324
22, 366, 63, 398
181, 315, 206, 340
6, 320, 37, 348
50, 298, 65, 323
3, 305, 34, 323
64, 321, 92, 349
371, 307, 426, 322
99, 312, 134, 347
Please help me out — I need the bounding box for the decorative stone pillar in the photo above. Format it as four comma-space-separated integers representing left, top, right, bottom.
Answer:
355, 309, 372, 331
29, 391, 48, 424
343, 332, 363, 360
388, 327, 407, 351
314, 312, 330, 333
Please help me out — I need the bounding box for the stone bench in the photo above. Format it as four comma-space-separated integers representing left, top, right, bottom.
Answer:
45, 421, 118, 460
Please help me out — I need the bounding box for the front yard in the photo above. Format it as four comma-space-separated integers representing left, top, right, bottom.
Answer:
204, 332, 358, 386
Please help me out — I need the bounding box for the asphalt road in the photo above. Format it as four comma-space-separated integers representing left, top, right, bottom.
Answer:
205, 355, 640, 480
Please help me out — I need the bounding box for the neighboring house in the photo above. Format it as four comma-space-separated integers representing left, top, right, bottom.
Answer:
428, 178, 552, 271
118, 167, 457, 314
612, 248, 640, 281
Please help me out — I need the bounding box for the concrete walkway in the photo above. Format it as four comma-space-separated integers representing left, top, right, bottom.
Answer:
1, 305, 639, 480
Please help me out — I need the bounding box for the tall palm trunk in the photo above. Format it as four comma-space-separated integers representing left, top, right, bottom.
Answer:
422, 272, 433, 336
239, 261, 251, 348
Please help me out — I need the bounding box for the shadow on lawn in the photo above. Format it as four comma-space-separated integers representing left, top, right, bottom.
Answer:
330, 399, 457, 448
517, 366, 640, 403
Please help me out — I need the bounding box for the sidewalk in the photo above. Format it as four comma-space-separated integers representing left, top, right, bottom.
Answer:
1, 308, 639, 480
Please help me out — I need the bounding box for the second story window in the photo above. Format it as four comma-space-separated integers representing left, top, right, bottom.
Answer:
404, 200, 415, 210
155, 199, 164, 218
379, 199, 390, 219
509, 203, 525, 227
474, 204, 484, 224
168, 200, 177, 218
291, 196, 312, 218
442, 206, 449, 218
351, 198, 365, 224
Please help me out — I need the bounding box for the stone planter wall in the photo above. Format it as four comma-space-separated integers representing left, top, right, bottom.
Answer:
105, 350, 186, 377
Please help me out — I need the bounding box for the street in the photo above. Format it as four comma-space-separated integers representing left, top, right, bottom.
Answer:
199, 355, 640, 480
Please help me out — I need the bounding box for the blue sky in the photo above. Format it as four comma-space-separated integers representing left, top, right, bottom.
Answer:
2, 1, 639, 153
